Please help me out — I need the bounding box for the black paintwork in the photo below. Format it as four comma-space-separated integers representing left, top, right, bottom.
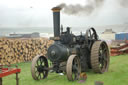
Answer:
47, 9, 98, 72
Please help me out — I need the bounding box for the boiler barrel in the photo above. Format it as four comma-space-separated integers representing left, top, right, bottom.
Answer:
48, 43, 70, 62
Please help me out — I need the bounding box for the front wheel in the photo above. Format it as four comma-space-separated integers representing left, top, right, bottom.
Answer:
31, 55, 49, 80
66, 55, 81, 81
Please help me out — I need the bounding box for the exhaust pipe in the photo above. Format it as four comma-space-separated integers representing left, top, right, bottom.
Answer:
51, 7, 61, 37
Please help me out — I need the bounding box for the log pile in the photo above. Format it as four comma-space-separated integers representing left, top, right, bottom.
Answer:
0, 38, 53, 65
110, 43, 128, 56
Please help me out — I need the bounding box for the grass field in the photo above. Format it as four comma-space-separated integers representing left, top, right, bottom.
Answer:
3, 54, 128, 85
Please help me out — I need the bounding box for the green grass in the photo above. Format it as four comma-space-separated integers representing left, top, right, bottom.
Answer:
3, 54, 128, 85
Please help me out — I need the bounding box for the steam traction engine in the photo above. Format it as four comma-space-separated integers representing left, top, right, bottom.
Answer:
31, 7, 110, 81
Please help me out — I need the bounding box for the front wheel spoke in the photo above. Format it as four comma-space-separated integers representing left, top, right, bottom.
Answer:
35, 66, 38, 68
42, 71, 45, 76
40, 58, 42, 64
37, 61, 39, 66
72, 72, 76, 80
41, 62, 45, 66
38, 59, 41, 65
43, 71, 46, 78
40, 58, 43, 65
38, 73, 41, 79
35, 71, 38, 76
74, 72, 78, 80
75, 74, 77, 80
74, 58, 78, 63
40, 73, 42, 79
35, 70, 38, 73
75, 65, 78, 72
73, 65, 77, 72
72, 62, 79, 80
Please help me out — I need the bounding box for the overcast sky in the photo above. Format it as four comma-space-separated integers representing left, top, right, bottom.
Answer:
0, 0, 128, 28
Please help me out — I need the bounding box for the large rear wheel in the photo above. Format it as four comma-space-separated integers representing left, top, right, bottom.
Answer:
91, 41, 110, 73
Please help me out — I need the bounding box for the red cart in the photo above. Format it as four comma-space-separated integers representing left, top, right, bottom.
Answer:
0, 65, 21, 85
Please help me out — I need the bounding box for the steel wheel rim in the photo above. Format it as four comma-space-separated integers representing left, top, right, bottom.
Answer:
91, 41, 110, 73
66, 55, 81, 81
99, 42, 109, 72
31, 55, 48, 80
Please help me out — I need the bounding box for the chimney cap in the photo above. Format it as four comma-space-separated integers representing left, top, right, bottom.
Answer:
51, 7, 61, 12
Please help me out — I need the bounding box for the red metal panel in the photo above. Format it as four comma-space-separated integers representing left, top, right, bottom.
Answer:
0, 68, 21, 78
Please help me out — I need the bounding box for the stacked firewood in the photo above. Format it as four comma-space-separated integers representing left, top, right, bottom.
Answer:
0, 38, 53, 65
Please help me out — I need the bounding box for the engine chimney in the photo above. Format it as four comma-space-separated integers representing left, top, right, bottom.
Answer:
51, 7, 61, 37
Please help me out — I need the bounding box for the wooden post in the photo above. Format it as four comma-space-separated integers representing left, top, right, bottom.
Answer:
0, 78, 2, 85
16, 73, 19, 85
